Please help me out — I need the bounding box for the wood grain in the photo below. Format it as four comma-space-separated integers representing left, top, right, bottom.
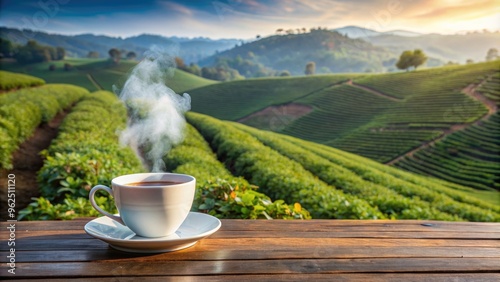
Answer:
1, 219, 499, 280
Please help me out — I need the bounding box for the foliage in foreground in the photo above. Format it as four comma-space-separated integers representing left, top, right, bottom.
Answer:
0, 84, 87, 169
21, 93, 309, 220
187, 112, 384, 219
236, 123, 499, 221
19, 91, 144, 220
165, 124, 311, 219
0, 70, 45, 91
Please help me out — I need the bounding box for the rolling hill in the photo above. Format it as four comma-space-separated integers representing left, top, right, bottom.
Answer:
199, 29, 397, 75
0, 58, 217, 93
392, 71, 500, 191
1, 70, 498, 220
188, 60, 500, 191
184, 112, 499, 218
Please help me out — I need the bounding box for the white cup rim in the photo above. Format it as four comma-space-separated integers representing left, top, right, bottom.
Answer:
111, 172, 195, 188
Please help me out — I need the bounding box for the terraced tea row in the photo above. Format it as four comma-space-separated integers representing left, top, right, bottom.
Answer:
0, 70, 45, 91
329, 129, 442, 163
17, 89, 309, 220
187, 112, 384, 220
0, 84, 88, 169
20, 90, 144, 220
281, 84, 395, 142
280, 132, 499, 213
480, 71, 500, 103
188, 112, 499, 221
1, 60, 216, 93
393, 72, 500, 191
234, 122, 499, 221
189, 74, 357, 120
164, 124, 311, 219
187, 62, 496, 172
353, 62, 499, 99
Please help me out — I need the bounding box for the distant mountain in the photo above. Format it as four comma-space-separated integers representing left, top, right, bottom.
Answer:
199, 29, 398, 76
383, 30, 422, 37
333, 26, 422, 38
0, 27, 239, 64
364, 31, 500, 63
332, 25, 499, 63
333, 26, 381, 38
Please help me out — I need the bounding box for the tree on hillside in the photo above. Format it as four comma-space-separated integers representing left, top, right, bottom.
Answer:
280, 70, 291, 76
175, 57, 185, 69
410, 49, 427, 70
126, 51, 137, 60
108, 48, 121, 64
396, 50, 413, 71
305, 62, 316, 75
0, 38, 15, 58
187, 63, 202, 76
486, 48, 498, 61
15, 40, 51, 64
56, 47, 66, 60
396, 49, 427, 71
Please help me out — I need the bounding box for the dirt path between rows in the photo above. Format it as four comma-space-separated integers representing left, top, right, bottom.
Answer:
385, 76, 497, 166
0, 110, 69, 221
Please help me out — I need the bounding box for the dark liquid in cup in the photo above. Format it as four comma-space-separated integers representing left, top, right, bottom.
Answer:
126, 181, 181, 187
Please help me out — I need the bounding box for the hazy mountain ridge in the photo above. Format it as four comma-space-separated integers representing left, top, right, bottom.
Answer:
0, 27, 239, 64
333, 25, 422, 38
1, 26, 497, 72
333, 26, 499, 63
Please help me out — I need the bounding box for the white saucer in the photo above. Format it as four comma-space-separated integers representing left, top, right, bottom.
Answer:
84, 212, 221, 253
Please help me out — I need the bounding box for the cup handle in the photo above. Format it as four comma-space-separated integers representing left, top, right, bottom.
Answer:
89, 185, 125, 225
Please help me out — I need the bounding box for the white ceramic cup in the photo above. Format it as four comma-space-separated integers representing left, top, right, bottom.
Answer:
89, 173, 196, 238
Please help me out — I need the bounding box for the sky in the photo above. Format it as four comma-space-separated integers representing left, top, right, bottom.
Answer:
0, 0, 499, 39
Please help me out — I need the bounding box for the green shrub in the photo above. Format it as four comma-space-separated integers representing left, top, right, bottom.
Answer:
20, 91, 143, 220
187, 112, 384, 219
165, 124, 311, 219
0, 84, 87, 169
0, 70, 45, 91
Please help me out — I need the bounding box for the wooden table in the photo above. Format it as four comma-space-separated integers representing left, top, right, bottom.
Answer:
1, 219, 499, 281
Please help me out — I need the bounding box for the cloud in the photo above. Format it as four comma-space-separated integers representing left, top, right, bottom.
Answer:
158, 1, 194, 16
1, 0, 497, 39
410, 0, 499, 20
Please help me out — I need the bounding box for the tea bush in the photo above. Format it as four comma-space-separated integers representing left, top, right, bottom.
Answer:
19, 91, 144, 220
0, 70, 45, 91
0, 84, 88, 169
234, 123, 463, 220
165, 124, 311, 219
280, 134, 500, 221
187, 112, 384, 219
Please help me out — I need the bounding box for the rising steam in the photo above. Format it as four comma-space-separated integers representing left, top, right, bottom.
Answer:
116, 46, 191, 172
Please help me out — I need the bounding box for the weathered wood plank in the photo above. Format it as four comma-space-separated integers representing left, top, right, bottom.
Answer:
2, 273, 500, 282
4, 237, 499, 252
2, 246, 499, 263
2, 219, 499, 232
2, 230, 499, 240
10, 258, 500, 277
